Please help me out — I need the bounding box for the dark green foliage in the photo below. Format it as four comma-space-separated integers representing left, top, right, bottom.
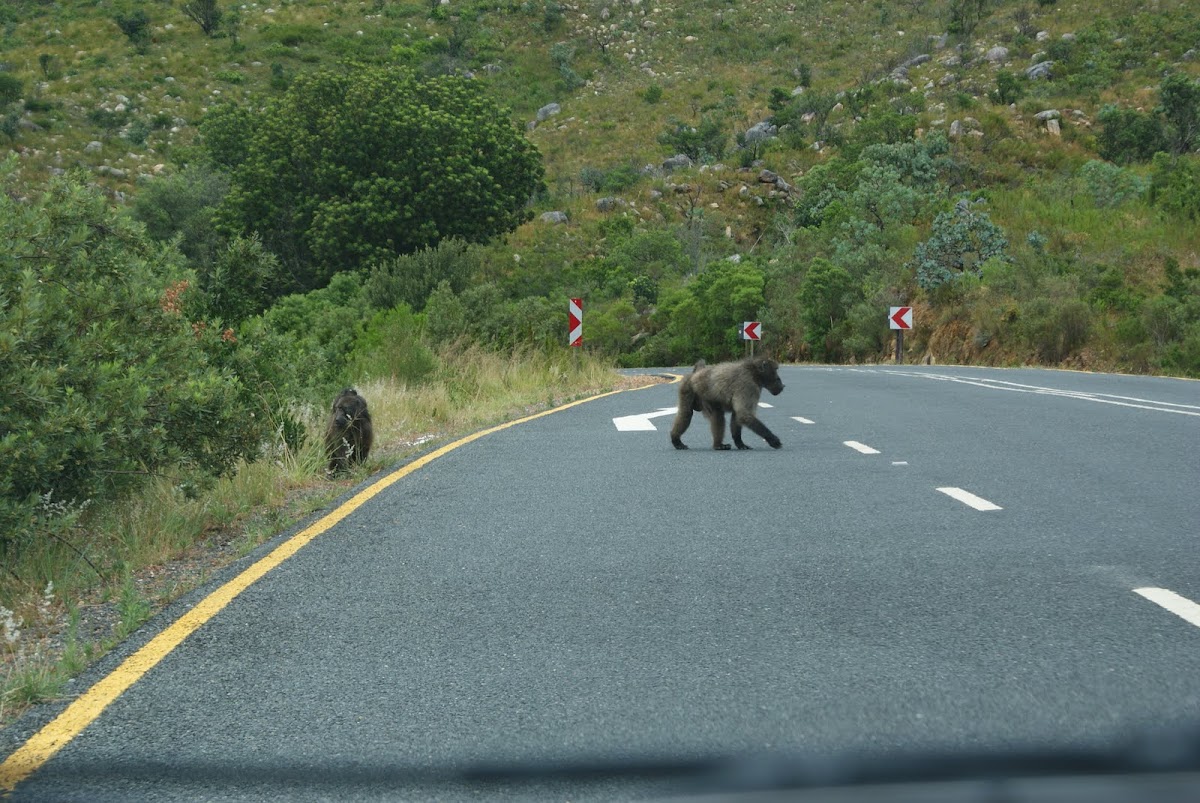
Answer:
199, 104, 255, 170
657, 116, 728, 162
212, 65, 544, 297
182, 0, 222, 36
579, 163, 643, 193
1097, 105, 1167, 164
947, 0, 990, 39
1019, 297, 1091, 362
365, 238, 480, 312
0, 72, 24, 106
424, 280, 468, 344
798, 259, 857, 359
197, 234, 281, 322
114, 10, 151, 50
846, 112, 917, 156
912, 202, 1010, 290
1149, 153, 1200, 220
0, 160, 268, 549
346, 305, 437, 383
642, 84, 664, 105
992, 70, 1023, 105
131, 164, 230, 267
259, 273, 370, 390
1157, 73, 1200, 156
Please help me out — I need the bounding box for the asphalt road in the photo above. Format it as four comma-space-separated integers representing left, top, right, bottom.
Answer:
3, 365, 1199, 801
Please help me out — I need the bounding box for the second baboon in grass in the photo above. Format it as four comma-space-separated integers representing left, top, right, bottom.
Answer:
325, 388, 373, 473
670, 358, 785, 450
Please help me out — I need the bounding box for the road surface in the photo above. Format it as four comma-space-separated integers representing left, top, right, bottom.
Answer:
2, 365, 1198, 800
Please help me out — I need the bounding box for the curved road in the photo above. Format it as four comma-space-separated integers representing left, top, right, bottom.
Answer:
2, 365, 1198, 800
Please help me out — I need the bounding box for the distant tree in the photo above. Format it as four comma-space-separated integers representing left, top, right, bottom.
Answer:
798, 258, 857, 358
181, 0, 222, 36
1097, 105, 1167, 164
212, 65, 544, 298
114, 10, 151, 50
1157, 73, 1200, 156
911, 201, 1009, 290
947, 0, 990, 40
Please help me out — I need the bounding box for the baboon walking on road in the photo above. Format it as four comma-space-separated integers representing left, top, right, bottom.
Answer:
325, 388, 373, 473
670, 358, 785, 450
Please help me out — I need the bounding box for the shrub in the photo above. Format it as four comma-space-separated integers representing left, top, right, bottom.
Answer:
912, 202, 1010, 290
1078, 160, 1149, 207
1149, 153, 1200, 220
114, 10, 151, 49
1097, 105, 1167, 164
0, 159, 268, 551
657, 116, 728, 162
1019, 297, 1091, 362
0, 73, 24, 106
365, 238, 480, 312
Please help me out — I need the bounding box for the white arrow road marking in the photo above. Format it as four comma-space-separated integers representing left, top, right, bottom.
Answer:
1134, 588, 1200, 629
791, 417, 815, 424
613, 407, 678, 431
937, 487, 1002, 511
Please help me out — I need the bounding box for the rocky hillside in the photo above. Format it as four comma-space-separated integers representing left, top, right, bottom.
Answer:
2, 0, 1199, 372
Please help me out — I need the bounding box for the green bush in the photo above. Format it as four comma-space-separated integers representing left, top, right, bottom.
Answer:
1149, 153, 1200, 220
365, 238, 480, 312
0, 72, 25, 106
1078, 160, 1148, 207
114, 10, 151, 49
0, 159, 268, 551
1097, 105, 1167, 164
657, 116, 728, 162
346, 305, 437, 383
912, 202, 1009, 290
1018, 297, 1091, 362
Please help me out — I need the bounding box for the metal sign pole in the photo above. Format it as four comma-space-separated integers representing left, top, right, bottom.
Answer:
896, 329, 903, 364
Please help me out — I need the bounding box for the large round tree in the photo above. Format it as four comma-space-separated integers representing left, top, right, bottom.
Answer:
207, 65, 544, 295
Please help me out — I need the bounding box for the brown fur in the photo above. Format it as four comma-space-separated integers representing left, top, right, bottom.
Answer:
670, 358, 784, 450
325, 389, 373, 473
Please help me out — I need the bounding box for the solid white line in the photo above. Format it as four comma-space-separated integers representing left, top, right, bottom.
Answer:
791, 416, 815, 424
882, 371, 1200, 417
1134, 587, 1200, 629
937, 487, 1002, 511
844, 441, 880, 455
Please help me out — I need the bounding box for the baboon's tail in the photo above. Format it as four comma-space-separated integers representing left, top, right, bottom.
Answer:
692, 359, 706, 372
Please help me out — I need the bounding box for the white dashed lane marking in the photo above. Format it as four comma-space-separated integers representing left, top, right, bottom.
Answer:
791, 416, 815, 424
1134, 588, 1200, 630
937, 487, 1002, 511
844, 441, 881, 455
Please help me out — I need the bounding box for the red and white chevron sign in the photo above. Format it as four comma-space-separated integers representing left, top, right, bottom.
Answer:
568, 298, 583, 347
742, 321, 762, 341
889, 306, 913, 330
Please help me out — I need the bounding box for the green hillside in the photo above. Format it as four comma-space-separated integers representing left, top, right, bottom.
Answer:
3, 0, 1200, 372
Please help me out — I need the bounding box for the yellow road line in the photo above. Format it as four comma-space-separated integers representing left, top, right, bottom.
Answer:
0, 382, 655, 795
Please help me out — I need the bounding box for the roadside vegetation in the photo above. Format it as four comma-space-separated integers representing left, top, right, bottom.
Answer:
2, 0, 1200, 725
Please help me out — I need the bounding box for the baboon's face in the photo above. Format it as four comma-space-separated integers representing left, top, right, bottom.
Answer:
333, 392, 368, 429
755, 359, 785, 396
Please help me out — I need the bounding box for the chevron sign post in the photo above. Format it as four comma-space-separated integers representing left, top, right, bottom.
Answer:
568, 298, 583, 347
889, 306, 912, 363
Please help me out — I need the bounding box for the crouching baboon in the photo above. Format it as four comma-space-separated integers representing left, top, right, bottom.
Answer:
670, 357, 785, 450
325, 389, 373, 473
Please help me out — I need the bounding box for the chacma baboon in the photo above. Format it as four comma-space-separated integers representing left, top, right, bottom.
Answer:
325, 388, 373, 473
670, 357, 785, 450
